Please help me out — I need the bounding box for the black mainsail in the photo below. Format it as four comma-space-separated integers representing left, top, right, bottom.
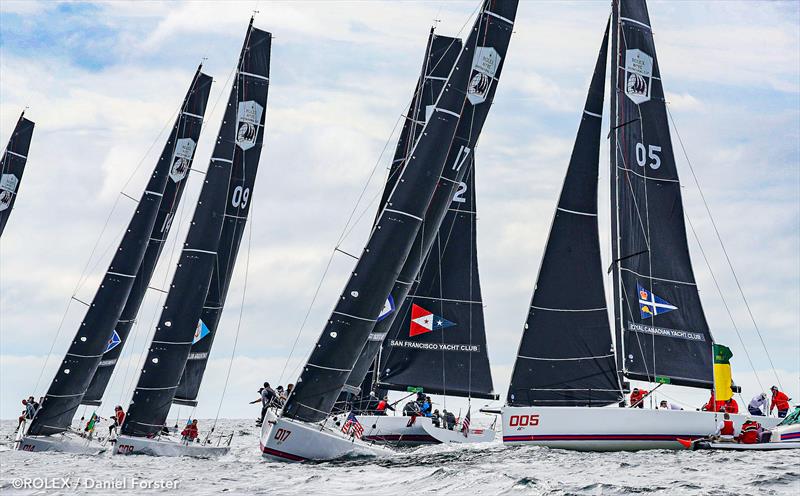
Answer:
349, 1, 517, 401
343, 30, 463, 396
282, 9, 483, 424
82, 68, 213, 406
0, 112, 35, 237
122, 22, 271, 437
174, 33, 272, 407
610, 0, 713, 389
379, 161, 496, 399
506, 25, 621, 407
27, 71, 210, 436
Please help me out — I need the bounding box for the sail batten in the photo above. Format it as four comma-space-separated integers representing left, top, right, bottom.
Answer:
0, 112, 35, 237
610, 0, 714, 389
122, 24, 272, 437
506, 23, 621, 408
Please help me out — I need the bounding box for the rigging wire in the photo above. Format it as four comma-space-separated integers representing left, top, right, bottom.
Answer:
667, 106, 783, 391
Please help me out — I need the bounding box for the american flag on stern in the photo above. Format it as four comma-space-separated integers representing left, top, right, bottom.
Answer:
341, 412, 364, 439
461, 408, 471, 438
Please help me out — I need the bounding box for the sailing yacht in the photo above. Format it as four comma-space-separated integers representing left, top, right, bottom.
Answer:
354, 2, 518, 447
16, 68, 212, 454
114, 19, 271, 457
258, 1, 514, 463
501, 0, 781, 452
0, 112, 34, 237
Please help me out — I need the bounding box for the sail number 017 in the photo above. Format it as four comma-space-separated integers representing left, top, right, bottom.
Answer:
274, 428, 291, 443
635, 142, 662, 170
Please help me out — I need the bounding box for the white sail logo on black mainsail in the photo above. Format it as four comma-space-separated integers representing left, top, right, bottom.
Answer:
624, 49, 653, 104
169, 137, 197, 183
0, 174, 19, 211
467, 47, 500, 105
236, 100, 264, 150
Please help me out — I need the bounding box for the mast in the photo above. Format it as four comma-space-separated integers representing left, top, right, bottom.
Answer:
346, 0, 518, 398
121, 21, 272, 437
506, 24, 621, 407
82, 67, 213, 406
27, 71, 206, 436
0, 112, 35, 237
379, 160, 497, 400
174, 27, 272, 406
343, 31, 463, 397
282, 9, 480, 424
609, 0, 714, 389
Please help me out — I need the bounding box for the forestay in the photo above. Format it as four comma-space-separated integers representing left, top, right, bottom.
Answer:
610, 0, 713, 389
122, 22, 272, 437
506, 25, 621, 407
82, 68, 213, 405
349, 0, 518, 401
0, 112, 35, 237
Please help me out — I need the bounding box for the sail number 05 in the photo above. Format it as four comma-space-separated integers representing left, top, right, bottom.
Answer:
508, 414, 540, 427
635, 142, 662, 170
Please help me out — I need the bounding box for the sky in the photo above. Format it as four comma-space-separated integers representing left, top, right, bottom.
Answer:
0, 0, 798, 423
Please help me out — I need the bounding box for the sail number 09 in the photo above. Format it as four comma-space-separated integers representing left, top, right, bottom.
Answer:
231, 186, 250, 208
635, 143, 662, 170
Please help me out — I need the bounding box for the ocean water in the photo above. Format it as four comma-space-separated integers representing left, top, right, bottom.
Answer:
0, 419, 797, 495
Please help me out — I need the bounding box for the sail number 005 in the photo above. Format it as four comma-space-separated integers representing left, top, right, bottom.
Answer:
231, 186, 250, 208
508, 414, 540, 427
635, 143, 662, 170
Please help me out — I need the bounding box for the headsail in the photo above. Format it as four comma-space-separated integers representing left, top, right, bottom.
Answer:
610, 0, 713, 389
174, 30, 272, 406
122, 22, 272, 437
282, 10, 480, 423
506, 24, 621, 407
379, 161, 496, 399
27, 70, 209, 436
346, 0, 518, 400
0, 112, 34, 237
344, 30, 463, 396
82, 68, 213, 406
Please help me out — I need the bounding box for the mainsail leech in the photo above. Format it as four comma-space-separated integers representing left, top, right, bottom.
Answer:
0, 112, 35, 237
122, 22, 272, 437
82, 68, 213, 406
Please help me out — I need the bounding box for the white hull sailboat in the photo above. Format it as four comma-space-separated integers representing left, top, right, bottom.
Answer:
114, 434, 229, 458
360, 415, 494, 446
16, 430, 106, 455
259, 417, 392, 462
501, 407, 781, 451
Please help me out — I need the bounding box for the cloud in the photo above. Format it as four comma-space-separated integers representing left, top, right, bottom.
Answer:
1, 1, 798, 422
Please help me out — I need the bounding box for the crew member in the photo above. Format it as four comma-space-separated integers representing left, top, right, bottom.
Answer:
181, 419, 199, 442
250, 382, 277, 426
723, 398, 739, 414
376, 396, 394, 416
748, 393, 767, 416
714, 412, 735, 442
444, 409, 456, 430
739, 418, 761, 444
421, 396, 433, 417
108, 405, 125, 437
770, 386, 791, 418
630, 388, 648, 408
432, 409, 442, 428
659, 400, 682, 410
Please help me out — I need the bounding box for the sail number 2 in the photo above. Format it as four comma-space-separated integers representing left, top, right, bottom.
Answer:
508, 414, 540, 427
635, 143, 662, 170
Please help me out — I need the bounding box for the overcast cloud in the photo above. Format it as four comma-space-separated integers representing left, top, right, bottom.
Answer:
0, 1, 798, 421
